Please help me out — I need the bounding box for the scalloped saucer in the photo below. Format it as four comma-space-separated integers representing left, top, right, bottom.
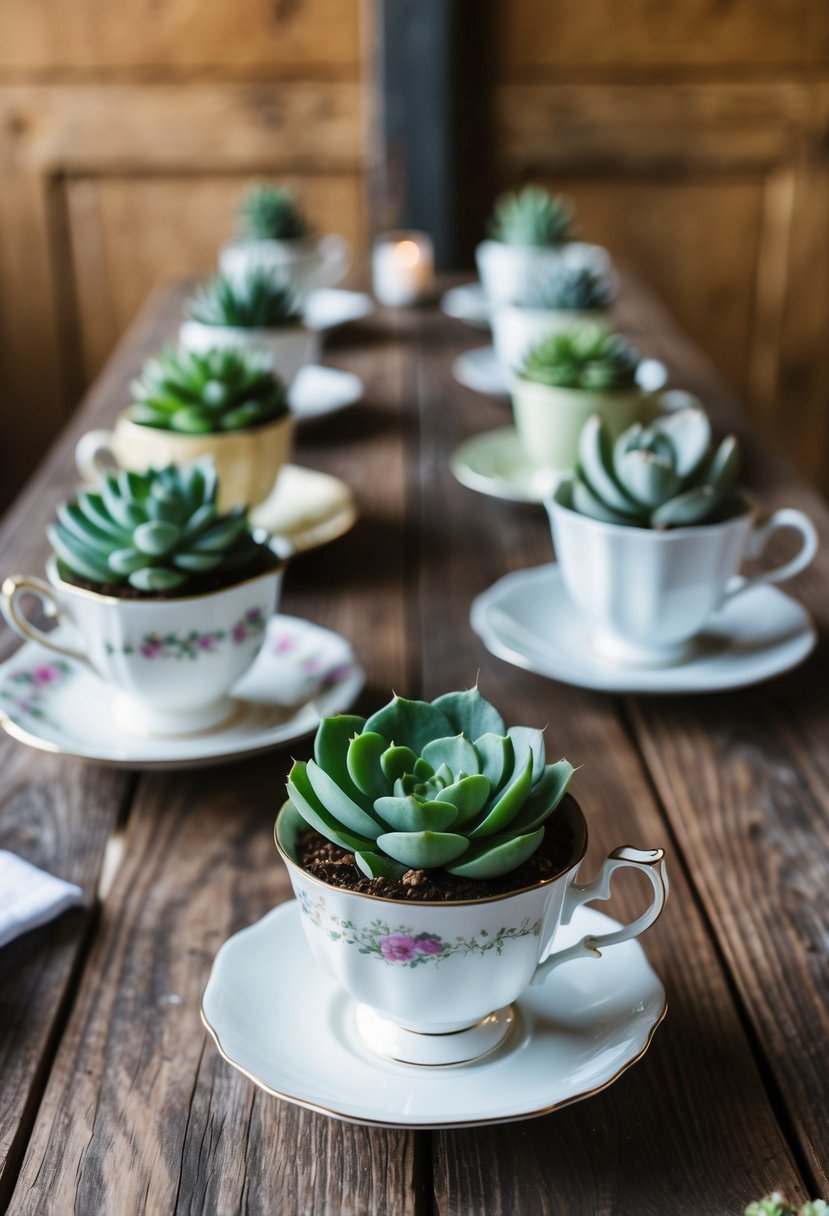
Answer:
452, 347, 668, 400
201, 899, 666, 1128
0, 615, 364, 769
471, 563, 817, 695
251, 465, 357, 556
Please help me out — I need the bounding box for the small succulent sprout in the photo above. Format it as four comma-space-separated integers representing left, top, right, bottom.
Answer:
287, 687, 574, 881
488, 185, 573, 247
188, 269, 302, 330
48, 460, 264, 593
130, 345, 289, 435
569, 407, 741, 529
518, 265, 616, 312
520, 324, 641, 392
745, 1195, 829, 1216
239, 184, 309, 241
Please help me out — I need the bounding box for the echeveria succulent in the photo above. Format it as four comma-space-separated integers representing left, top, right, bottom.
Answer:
745, 1195, 829, 1216
520, 325, 640, 391
48, 460, 263, 593
488, 185, 573, 247
520, 265, 615, 312
569, 407, 741, 529
239, 184, 309, 241
130, 346, 288, 434
188, 270, 301, 329
287, 688, 574, 880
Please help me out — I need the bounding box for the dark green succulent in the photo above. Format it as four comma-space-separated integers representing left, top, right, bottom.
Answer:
520, 325, 640, 391
566, 408, 741, 528
130, 346, 289, 434
187, 270, 301, 329
488, 185, 573, 247
239, 185, 309, 241
520, 265, 615, 312
286, 688, 574, 881
48, 461, 264, 593
745, 1195, 828, 1216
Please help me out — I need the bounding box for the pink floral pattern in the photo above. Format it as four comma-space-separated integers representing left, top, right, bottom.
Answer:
105, 607, 267, 660
0, 660, 73, 726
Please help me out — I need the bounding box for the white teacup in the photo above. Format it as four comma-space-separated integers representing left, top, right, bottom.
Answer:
219, 234, 350, 305
179, 319, 321, 388
275, 797, 668, 1066
475, 240, 611, 306
1, 556, 283, 735
492, 302, 611, 378
547, 484, 819, 665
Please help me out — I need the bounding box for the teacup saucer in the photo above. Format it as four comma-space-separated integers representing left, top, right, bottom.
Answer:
0, 615, 364, 768
303, 289, 373, 332
251, 465, 357, 555
201, 899, 666, 1128
451, 426, 564, 504
287, 365, 363, 423
440, 282, 490, 329
452, 347, 668, 400
471, 563, 817, 695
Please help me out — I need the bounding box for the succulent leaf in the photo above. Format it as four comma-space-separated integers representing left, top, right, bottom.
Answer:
305, 760, 384, 840
488, 185, 573, 247
520, 325, 640, 392
377, 831, 470, 870
239, 184, 309, 241
374, 796, 459, 834
347, 732, 392, 800
468, 753, 535, 839
188, 268, 301, 329
445, 829, 546, 880
517, 264, 615, 311
363, 695, 455, 755
432, 687, 506, 739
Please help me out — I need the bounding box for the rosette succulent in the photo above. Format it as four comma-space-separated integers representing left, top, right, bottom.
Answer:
130, 346, 288, 434
187, 270, 301, 329
520, 325, 640, 391
746, 1196, 828, 1216
520, 265, 615, 312
287, 688, 574, 880
48, 460, 263, 592
239, 184, 309, 241
488, 185, 573, 247
569, 407, 741, 528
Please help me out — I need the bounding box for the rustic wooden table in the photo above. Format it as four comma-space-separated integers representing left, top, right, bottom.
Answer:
0, 278, 827, 1215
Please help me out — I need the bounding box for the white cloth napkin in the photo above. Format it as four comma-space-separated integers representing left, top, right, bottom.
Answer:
0, 850, 83, 948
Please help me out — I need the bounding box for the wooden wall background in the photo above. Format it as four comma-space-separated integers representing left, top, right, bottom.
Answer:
493, 0, 829, 494
0, 0, 367, 505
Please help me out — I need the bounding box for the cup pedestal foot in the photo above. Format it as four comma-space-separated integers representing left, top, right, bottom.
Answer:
355, 1004, 515, 1066
111, 693, 236, 738
591, 630, 693, 668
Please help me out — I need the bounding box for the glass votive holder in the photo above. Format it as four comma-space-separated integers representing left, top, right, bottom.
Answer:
372, 231, 435, 307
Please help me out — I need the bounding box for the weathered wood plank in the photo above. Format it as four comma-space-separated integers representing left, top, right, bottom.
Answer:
414, 316, 810, 1213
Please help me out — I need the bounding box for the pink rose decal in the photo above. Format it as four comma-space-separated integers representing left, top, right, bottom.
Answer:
415, 935, 443, 955
232, 623, 247, 644
140, 639, 164, 659
379, 934, 418, 963
32, 664, 63, 687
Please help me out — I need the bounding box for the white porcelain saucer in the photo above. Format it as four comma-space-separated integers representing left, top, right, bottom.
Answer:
452, 347, 668, 400
440, 282, 490, 329
251, 465, 357, 555
471, 563, 817, 695
0, 615, 364, 769
201, 899, 666, 1128
288, 365, 363, 424
451, 426, 563, 504
303, 289, 373, 332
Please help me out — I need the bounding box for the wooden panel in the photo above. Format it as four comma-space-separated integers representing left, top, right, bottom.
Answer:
500, 0, 829, 71
66, 173, 366, 380
0, 0, 361, 72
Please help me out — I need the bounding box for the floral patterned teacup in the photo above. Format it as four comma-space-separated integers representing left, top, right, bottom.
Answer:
2, 556, 282, 737
275, 797, 668, 1065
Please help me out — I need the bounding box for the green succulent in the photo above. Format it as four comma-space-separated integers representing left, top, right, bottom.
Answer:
188, 270, 301, 330
48, 461, 264, 593
488, 185, 573, 247
286, 688, 574, 881
566, 407, 741, 529
239, 184, 309, 241
746, 1195, 829, 1216
130, 346, 289, 435
520, 265, 615, 312
520, 325, 640, 391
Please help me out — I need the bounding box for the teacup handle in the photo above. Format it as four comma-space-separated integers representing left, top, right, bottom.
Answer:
1, 575, 89, 665
532, 846, 668, 983
723, 507, 818, 602
75, 429, 118, 484
318, 234, 351, 287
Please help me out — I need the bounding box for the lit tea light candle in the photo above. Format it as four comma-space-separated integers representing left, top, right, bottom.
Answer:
372, 231, 435, 306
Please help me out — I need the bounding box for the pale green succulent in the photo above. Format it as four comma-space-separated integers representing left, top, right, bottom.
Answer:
48, 461, 263, 593
520, 265, 615, 312
239, 185, 309, 241
286, 688, 574, 881
488, 185, 573, 247
746, 1194, 829, 1216
130, 346, 288, 435
566, 407, 741, 529
520, 325, 640, 391
188, 270, 301, 329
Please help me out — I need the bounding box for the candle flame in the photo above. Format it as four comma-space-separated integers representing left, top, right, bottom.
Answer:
396, 240, 421, 267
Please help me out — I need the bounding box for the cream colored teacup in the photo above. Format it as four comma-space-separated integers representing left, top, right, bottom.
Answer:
275, 797, 668, 1066
2, 556, 283, 736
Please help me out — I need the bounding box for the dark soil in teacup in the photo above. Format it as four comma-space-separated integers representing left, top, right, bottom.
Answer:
295, 794, 583, 902
59, 544, 280, 600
